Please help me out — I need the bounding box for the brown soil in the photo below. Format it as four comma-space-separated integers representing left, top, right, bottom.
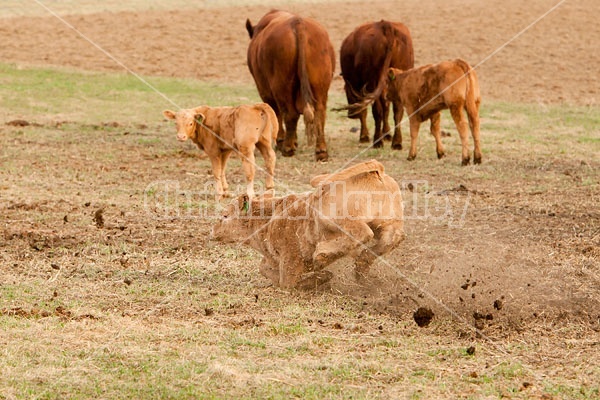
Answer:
0, 0, 598, 105
0, 1, 598, 335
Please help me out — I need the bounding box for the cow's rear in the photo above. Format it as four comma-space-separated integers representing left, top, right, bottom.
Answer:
246, 10, 335, 161
340, 20, 414, 148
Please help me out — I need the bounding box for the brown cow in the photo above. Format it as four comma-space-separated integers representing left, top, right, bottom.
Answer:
211, 160, 405, 289
163, 103, 277, 199
340, 20, 414, 148
246, 10, 335, 161
386, 59, 482, 165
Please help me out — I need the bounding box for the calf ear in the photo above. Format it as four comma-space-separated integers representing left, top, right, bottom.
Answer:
245, 19, 254, 38
194, 112, 206, 125
163, 110, 176, 120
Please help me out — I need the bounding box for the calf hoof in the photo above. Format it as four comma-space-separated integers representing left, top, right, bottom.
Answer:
314, 252, 334, 268
392, 143, 403, 150
275, 140, 284, 151
315, 150, 329, 162
437, 152, 446, 159
359, 136, 370, 143
461, 157, 471, 166
281, 147, 296, 157
296, 271, 334, 290
474, 156, 482, 165
407, 154, 416, 161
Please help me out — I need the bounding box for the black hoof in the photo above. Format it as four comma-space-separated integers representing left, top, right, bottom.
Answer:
315, 150, 329, 162
392, 143, 403, 150
281, 148, 296, 157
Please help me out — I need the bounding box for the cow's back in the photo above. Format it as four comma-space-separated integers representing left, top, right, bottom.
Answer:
247, 11, 334, 112
340, 20, 414, 97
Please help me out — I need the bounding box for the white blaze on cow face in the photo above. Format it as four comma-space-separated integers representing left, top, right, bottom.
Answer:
163, 109, 205, 142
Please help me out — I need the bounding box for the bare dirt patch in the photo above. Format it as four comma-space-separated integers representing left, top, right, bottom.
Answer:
0, 2, 599, 396
0, 0, 598, 105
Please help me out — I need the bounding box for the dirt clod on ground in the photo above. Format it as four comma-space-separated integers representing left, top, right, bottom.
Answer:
413, 307, 435, 327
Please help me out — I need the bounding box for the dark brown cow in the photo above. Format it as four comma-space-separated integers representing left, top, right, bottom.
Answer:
340, 20, 414, 148
246, 10, 335, 161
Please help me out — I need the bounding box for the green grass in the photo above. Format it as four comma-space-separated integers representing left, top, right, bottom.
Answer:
1, 62, 599, 399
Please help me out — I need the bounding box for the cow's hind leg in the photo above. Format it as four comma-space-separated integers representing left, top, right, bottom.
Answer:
256, 140, 276, 190
312, 105, 329, 162
281, 113, 300, 157
449, 105, 471, 165
372, 98, 385, 148
430, 112, 445, 159
381, 96, 393, 141
358, 108, 369, 143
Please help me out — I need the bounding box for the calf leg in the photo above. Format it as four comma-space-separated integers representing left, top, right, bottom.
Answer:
238, 144, 256, 199
391, 101, 404, 150
430, 112, 445, 159
466, 101, 482, 164
219, 151, 231, 193
278, 256, 306, 289
295, 271, 334, 290
407, 116, 421, 161
259, 257, 279, 285
381, 97, 393, 141
355, 223, 405, 276
210, 156, 226, 200
313, 221, 374, 268
256, 140, 276, 190
449, 105, 471, 165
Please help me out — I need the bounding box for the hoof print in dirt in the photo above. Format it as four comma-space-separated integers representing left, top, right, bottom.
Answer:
413, 307, 434, 327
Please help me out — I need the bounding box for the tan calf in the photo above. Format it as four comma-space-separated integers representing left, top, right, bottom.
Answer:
163, 103, 277, 199
387, 58, 482, 165
211, 160, 404, 289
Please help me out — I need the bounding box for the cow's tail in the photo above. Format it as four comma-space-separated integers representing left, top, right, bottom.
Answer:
293, 18, 316, 144
454, 58, 480, 115
336, 20, 397, 117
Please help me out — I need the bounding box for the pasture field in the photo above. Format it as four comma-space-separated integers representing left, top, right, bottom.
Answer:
1, 1, 599, 399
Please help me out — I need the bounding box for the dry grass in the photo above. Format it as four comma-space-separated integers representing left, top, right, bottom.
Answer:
1, 62, 599, 398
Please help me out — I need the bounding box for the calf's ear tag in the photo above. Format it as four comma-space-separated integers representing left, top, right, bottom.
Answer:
242, 195, 249, 214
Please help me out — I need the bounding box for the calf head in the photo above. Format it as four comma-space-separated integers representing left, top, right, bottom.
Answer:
210, 194, 253, 243
211, 193, 278, 243
163, 109, 205, 142
386, 67, 405, 103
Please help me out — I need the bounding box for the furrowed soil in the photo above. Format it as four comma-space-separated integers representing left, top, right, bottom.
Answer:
0, 0, 599, 398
